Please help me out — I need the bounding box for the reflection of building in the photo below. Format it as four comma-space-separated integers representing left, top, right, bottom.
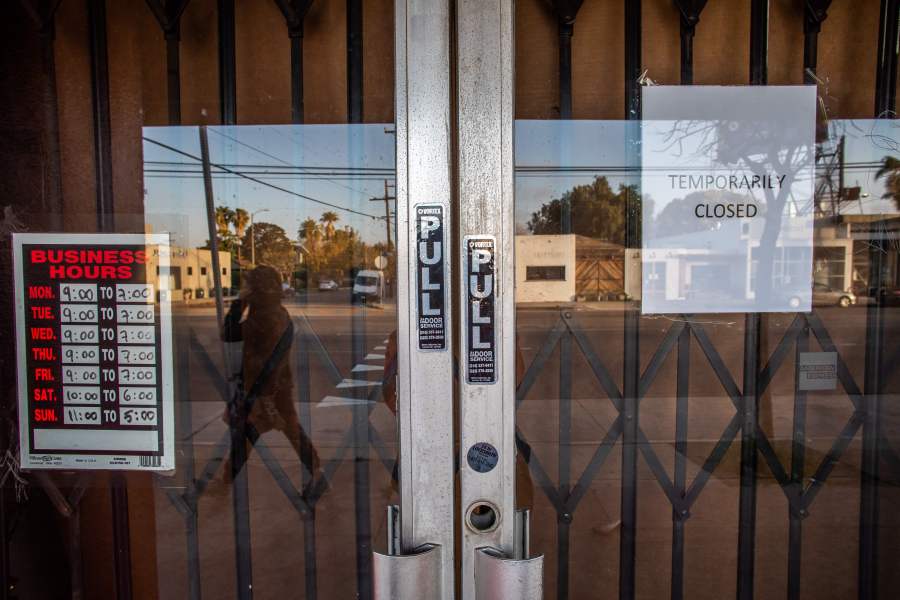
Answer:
515, 235, 629, 303
146, 246, 233, 302
824, 214, 900, 293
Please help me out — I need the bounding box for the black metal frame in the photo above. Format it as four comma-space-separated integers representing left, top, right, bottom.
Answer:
146, 0, 191, 125
273, 0, 314, 124
511, 2, 900, 600
218, 0, 237, 125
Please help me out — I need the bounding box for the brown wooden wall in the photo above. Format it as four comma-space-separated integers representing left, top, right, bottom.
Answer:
516, 0, 888, 120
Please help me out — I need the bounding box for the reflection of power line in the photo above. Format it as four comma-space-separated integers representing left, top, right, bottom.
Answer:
208, 127, 382, 199
145, 172, 391, 181
145, 160, 394, 174
143, 136, 384, 221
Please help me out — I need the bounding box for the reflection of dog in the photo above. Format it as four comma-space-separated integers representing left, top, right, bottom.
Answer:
220, 265, 320, 483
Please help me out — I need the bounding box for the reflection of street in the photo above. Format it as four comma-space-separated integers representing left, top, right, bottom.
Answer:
154, 296, 899, 599
515, 303, 900, 600
157, 293, 399, 599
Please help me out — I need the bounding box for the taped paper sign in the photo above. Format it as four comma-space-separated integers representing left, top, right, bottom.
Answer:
641, 86, 817, 313
13, 234, 175, 471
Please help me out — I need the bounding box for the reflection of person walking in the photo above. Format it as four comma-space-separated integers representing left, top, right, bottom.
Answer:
219, 265, 322, 489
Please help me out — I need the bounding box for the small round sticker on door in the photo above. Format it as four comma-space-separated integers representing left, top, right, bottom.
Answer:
467, 442, 499, 473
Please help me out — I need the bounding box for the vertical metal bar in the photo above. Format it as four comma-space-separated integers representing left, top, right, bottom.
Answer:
558, 18, 574, 235
347, 17, 371, 591
290, 25, 305, 123
679, 17, 695, 85
218, 0, 237, 124
352, 305, 372, 600
88, 0, 114, 231
395, 1, 455, 597
176, 328, 202, 600
674, 0, 708, 85
165, 30, 182, 125
457, 0, 516, 597
875, 0, 900, 117
347, 0, 363, 123
39, 8, 64, 228
296, 299, 318, 599
0, 487, 7, 600
749, 0, 768, 85
787, 322, 809, 600
624, 0, 641, 119
89, 3, 130, 595
621, 3, 641, 600
860, 6, 897, 597
670, 324, 690, 600
558, 21, 573, 120
802, 2, 828, 85
69, 503, 85, 600
736, 314, 760, 600
736, 7, 768, 599
557, 330, 572, 600
111, 474, 133, 600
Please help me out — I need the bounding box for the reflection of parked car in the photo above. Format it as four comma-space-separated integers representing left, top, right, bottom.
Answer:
813, 282, 856, 307
877, 286, 900, 306
318, 279, 339, 291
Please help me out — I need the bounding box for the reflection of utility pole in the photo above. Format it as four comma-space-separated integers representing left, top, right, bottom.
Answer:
370, 179, 395, 251
250, 208, 270, 266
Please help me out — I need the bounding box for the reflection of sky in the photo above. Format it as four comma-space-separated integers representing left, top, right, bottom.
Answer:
827, 119, 900, 214
514, 120, 636, 230
143, 119, 900, 248
143, 125, 395, 248
513, 118, 900, 233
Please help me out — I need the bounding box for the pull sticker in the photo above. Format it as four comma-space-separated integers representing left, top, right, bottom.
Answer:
416, 205, 446, 350
465, 236, 496, 384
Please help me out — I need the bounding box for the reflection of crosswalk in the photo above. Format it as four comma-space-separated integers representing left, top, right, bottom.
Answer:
318, 337, 390, 409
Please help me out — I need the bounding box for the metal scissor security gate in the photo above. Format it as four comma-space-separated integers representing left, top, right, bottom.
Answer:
165, 0, 900, 599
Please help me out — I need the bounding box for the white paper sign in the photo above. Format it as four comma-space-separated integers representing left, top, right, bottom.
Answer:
13, 233, 174, 471
641, 86, 816, 314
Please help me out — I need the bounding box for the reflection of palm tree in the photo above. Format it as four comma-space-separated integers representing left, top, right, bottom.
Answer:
298, 218, 319, 242
233, 208, 250, 262
215, 206, 235, 237
320, 211, 339, 240
233, 208, 250, 238
875, 156, 900, 210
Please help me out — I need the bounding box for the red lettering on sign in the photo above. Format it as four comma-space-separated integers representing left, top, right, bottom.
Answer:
27, 286, 53, 299
34, 368, 54, 381
31, 347, 56, 361
48, 264, 133, 280
30, 327, 55, 340
33, 388, 56, 401
34, 408, 57, 422
30, 306, 53, 319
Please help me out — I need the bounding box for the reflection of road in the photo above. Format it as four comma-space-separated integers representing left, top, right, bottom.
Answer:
175, 292, 397, 402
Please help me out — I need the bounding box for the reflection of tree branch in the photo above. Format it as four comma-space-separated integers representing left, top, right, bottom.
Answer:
662, 119, 813, 302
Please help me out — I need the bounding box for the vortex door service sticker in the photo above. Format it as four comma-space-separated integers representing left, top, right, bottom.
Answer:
467, 442, 499, 473
465, 236, 496, 384
12, 233, 174, 471
416, 205, 446, 350
641, 86, 816, 313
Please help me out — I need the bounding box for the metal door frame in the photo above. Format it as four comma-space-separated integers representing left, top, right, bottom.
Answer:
380, 1, 542, 598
